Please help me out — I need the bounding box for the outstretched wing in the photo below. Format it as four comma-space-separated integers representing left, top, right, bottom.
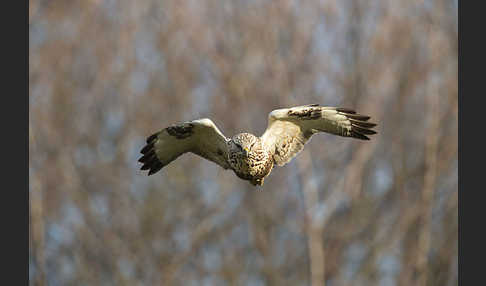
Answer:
260, 104, 377, 166
138, 118, 231, 175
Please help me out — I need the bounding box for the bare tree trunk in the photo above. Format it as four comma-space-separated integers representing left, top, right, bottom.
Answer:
297, 150, 325, 286
30, 176, 45, 286
416, 88, 440, 286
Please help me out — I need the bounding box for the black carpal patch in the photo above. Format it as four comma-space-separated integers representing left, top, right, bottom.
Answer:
166, 123, 194, 139
288, 108, 321, 120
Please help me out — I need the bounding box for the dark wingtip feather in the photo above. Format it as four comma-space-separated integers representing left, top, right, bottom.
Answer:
139, 134, 165, 176
140, 164, 151, 170
347, 113, 371, 121
349, 119, 377, 128
337, 108, 371, 121
349, 122, 378, 140
349, 123, 377, 140
350, 130, 371, 140
138, 149, 155, 163
140, 142, 154, 154
336, 108, 378, 140
148, 161, 164, 175
146, 133, 159, 144
336, 107, 356, 114
352, 125, 377, 135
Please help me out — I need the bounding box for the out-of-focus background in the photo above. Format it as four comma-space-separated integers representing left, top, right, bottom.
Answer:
29, 0, 457, 285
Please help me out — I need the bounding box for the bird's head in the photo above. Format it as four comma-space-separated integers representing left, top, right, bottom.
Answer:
231, 133, 256, 158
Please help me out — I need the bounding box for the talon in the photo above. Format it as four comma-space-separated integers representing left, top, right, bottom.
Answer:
251, 178, 264, 186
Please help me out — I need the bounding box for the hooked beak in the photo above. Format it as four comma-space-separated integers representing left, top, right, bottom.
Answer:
243, 147, 249, 157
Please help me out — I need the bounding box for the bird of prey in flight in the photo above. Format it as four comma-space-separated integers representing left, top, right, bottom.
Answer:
139, 104, 377, 186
